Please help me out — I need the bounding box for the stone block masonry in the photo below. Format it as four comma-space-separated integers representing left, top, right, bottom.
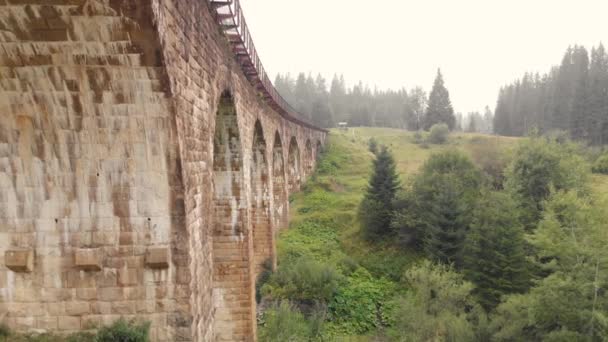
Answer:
0, 0, 326, 341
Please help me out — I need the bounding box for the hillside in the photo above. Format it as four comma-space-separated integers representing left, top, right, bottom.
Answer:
260, 127, 608, 341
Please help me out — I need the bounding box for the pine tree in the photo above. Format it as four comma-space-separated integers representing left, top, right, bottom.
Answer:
424, 69, 456, 130
463, 191, 529, 310
359, 146, 400, 240
400, 151, 481, 266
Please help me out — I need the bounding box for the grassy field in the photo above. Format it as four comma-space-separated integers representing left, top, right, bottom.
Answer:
272, 126, 608, 340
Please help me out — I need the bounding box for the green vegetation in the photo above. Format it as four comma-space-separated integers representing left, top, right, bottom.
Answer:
359, 146, 400, 241
592, 152, 608, 174
463, 191, 529, 310
427, 123, 450, 144
0, 319, 150, 342
424, 70, 456, 130
258, 127, 608, 341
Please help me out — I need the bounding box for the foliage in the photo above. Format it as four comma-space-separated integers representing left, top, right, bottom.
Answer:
359, 146, 400, 240
329, 268, 396, 334
505, 135, 589, 230
462, 191, 530, 310
423, 69, 456, 130
0, 320, 149, 342
427, 123, 449, 144
491, 191, 608, 341
388, 261, 488, 341
258, 301, 324, 342
368, 137, 378, 154
469, 137, 511, 189
494, 43, 608, 145
592, 152, 608, 174
394, 150, 480, 266
275, 73, 426, 130
95, 319, 150, 342
262, 258, 342, 304
0, 325, 8, 338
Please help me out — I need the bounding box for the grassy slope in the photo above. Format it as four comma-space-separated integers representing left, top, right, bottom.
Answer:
274, 127, 608, 339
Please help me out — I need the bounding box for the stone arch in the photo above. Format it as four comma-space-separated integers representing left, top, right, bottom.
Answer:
272, 131, 288, 232
211, 91, 254, 340
287, 137, 301, 193
316, 140, 323, 158
305, 139, 314, 174
251, 120, 274, 275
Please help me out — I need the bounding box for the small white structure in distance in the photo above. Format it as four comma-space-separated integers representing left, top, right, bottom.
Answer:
337, 122, 348, 130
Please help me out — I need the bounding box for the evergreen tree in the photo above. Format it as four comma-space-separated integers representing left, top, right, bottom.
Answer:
424, 69, 456, 130
463, 191, 529, 310
397, 151, 481, 266
359, 146, 400, 240
311, 74, 333, 127
492, 43, 608, 144
329, 74, 347, 124
405, 87, 427, 130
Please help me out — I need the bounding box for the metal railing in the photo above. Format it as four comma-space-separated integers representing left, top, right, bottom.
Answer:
208, 0, 327, 132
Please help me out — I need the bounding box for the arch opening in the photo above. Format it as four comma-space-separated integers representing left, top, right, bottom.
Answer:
305, 139, 314, 175
272, 132, 287, 232
316, 140, 323, 159
211, 91, 254, 340
251, 121, 274, 277
287, 137, 301, 193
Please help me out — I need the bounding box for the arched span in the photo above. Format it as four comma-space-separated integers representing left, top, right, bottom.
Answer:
272, 132, 288, 232
304, 139, 313, 175
316, 140, 323, 159
251, 120, 274, 276
287, 137, 301, 193
211, 91, 254, 340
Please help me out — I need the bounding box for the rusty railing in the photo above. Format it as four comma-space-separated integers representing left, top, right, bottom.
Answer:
208, 0, 326, 132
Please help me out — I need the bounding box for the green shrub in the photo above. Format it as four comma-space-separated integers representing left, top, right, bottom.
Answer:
0, 320, 148, 342
368, 137, 378, 154
329, 268, 396, 334
262, 258, 342, 304
96, 319, 150, 342
427, 123, 449, 144
0, 324, 8, 338
258, 301, 324, 341
412, 131, 425, 144
592, 153, 608, 174
505, 136, 589, 230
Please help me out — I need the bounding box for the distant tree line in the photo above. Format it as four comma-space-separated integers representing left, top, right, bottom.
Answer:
275, 72, 423, 129
277, 70, 476, 132
494, 43, 608, 144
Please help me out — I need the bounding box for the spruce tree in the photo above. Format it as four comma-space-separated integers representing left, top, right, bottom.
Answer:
359, 145, 400, 240
423, 69, 456, 130
398, 150, 481, 266
463, 191, 529, 310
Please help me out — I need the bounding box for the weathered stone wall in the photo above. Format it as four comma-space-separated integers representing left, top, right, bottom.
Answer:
0, 0, 326, 341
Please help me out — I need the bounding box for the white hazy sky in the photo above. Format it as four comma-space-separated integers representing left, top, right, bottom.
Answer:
239, 0, 607, 114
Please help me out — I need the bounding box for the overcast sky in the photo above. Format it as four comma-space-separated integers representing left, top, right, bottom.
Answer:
239, 0, 607, 114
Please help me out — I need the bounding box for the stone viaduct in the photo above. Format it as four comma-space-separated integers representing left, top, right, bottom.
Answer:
0, 0, 327, 341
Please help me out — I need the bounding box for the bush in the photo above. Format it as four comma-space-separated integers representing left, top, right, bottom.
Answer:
428, 123, 449, 144
412, 131, 425, 144
329, 268, 396, 334
258, 301, 324, 341
96, 319, 150, 342
505, 136, 589, 230
368, 137, 378, 154
592, 153, 608, 174
262, 258, 342, 304
0, 325, 8, 338
469, 138, 510, 190
0, 320, 149, 342
388, 261, 487, 341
